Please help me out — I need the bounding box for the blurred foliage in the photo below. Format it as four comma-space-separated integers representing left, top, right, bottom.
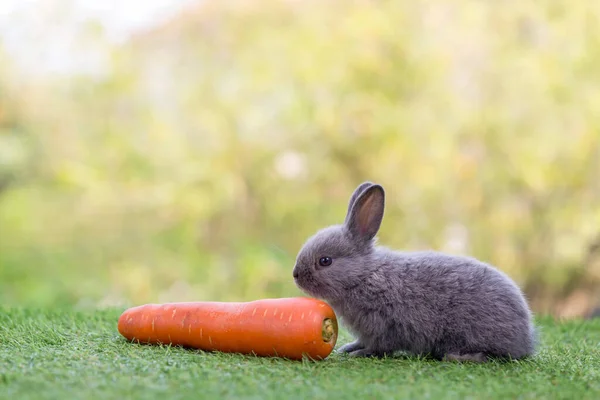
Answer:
1, 0, 599, 317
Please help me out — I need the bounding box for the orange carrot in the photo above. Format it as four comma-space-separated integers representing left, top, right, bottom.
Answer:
117, 297, 338, 360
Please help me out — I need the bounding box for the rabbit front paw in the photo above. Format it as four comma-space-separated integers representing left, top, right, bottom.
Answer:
443, 352, 488, 363
348, 348, 380, 358
336, 340, 365, 354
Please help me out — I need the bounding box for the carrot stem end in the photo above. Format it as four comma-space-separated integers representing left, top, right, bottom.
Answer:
321, 318, 336, 343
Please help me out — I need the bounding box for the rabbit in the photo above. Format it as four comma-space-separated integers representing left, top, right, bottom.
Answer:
292, 182, 537, 362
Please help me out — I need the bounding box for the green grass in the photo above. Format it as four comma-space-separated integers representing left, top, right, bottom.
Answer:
0, 308, 598, 400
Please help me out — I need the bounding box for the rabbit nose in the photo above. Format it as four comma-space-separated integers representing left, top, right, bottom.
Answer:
293, 268, 299, 279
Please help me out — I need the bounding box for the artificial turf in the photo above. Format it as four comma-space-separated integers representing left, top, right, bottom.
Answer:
0, 308, 598, 399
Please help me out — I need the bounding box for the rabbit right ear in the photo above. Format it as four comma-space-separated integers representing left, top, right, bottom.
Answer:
345, 182, 374, 225
344, 184, 385, 242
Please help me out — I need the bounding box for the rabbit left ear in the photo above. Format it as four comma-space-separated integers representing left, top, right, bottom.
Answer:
345, 182, 374, 223
344, 184, 385, 242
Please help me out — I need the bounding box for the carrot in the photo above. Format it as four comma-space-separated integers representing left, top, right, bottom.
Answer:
117, 297, 338, 360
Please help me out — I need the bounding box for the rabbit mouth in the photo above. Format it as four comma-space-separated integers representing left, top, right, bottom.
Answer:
293, 275, 308, 291
294, 274, 328, 300
293, 274, 317, 295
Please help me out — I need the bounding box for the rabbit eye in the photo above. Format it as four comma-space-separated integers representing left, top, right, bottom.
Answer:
318, 256, 333, 267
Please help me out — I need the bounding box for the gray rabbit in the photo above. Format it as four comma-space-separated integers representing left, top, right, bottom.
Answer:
292, 182, 537, 362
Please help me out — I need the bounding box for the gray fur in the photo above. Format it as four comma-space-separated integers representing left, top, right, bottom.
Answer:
292, 182, 537, 362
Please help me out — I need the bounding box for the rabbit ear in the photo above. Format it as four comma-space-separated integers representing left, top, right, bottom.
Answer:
345, 184, 385, 242
345, 181, 375, 223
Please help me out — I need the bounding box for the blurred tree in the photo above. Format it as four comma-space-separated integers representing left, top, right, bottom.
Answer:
0, 0, 598, 316
0, 48, 30, 195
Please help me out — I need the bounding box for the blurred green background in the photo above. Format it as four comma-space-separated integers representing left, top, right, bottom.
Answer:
0, 0, 599, 317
